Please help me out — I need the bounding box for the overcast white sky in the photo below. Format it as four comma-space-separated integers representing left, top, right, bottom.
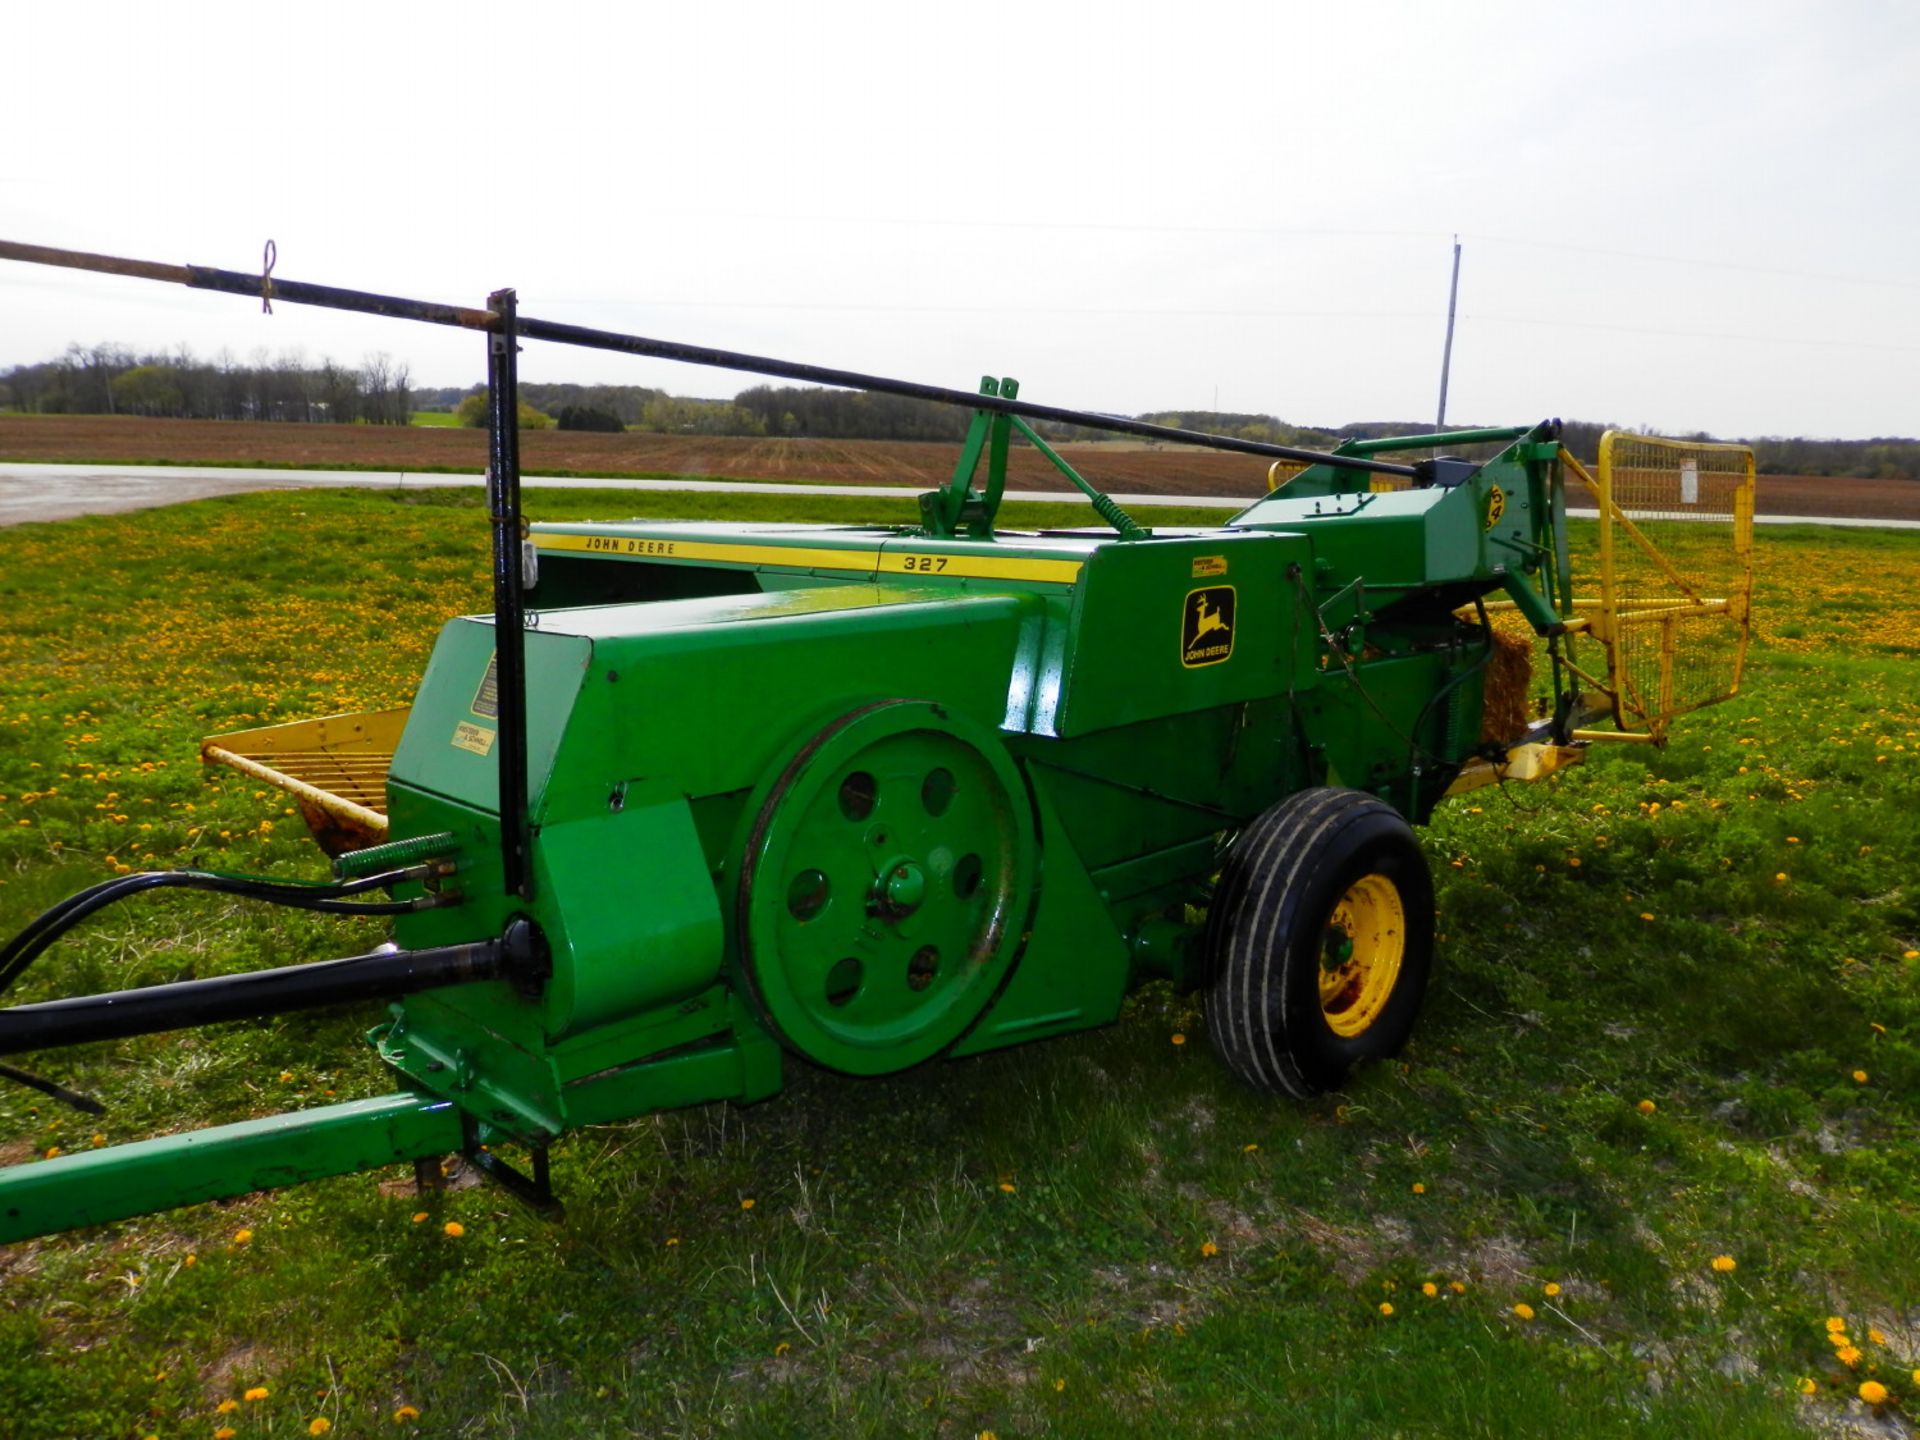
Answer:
4, 1, 1916, 438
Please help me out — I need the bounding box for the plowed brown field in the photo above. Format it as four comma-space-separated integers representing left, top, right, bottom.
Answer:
3, 416, 1915, 519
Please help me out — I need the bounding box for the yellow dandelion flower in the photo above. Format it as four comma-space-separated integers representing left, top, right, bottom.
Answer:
1774, 872, 1788, 882
998, 1182, 1016, 1194
1379, 1302, 1394, 1316
215, 1429, 237, 1440
1854, 1070, 1869, 1084
309, 1419, 333, 1436
1859, 1380, 1889, 1405
774, 1341, 791, 1357
1421, 1282, 1438, 1297
443, 1221, 465, 1237
1640, 912, 1655, 922
1912, 1369, 1920, 1386
1905, 950, 1919, 961
216, 1399, 239, 1415
1869, 1328, 1887, 1345
411, 1211, 428, 1224
1242, 1143, 1259, 1154
740, 1198, 756, 1210
1513, 1303, 1536, 1321
1543, 1282, 1561, 1297
1171, 1032, 1186, 1046
1200, 1240, 1219, 1258
1450, 1281, 1467, 1294
1831, 1330, 1851, 1348
1411, 1182, 1425, 1194
232, 1228, 253, 1246
1710, 1255, 1736, 1273
1797, 1377, 1816, 1395
1637, 1099, 1657, 1114
245, 1386, 270, 1401
665, 1237, 680, 1247
394, 1404, 422, 1422
1054, 1377, 1066, 1392
1838, 1346, 1863, 1367
1826, 1316, 1848, 1332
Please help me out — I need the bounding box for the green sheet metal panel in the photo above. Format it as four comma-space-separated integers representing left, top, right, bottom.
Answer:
1051, 531, 1315, 738
532, 587, 1053, 822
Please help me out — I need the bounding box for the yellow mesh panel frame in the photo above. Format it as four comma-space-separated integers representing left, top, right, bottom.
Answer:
1591, 432, 1755, 737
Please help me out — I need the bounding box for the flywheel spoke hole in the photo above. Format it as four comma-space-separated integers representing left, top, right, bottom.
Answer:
825, 957, 864, 1008
907, 945, 940, 992
921, 766, 956, 817
838, 771, 878, 822
952, 853, 984, 900
786, 868, 831, 922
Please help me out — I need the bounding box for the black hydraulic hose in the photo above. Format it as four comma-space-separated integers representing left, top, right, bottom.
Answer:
0, 866, 434, 997
2, 865, 421, 970
0, 1060, 105, 1115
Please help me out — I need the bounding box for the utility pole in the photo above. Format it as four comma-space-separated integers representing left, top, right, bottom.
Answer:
1436, 235, 1462, 430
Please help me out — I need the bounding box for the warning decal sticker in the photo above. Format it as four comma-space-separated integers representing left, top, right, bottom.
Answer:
1180, 585, 1236, 668
452, 721, 496, 757
471, 653, 500, 719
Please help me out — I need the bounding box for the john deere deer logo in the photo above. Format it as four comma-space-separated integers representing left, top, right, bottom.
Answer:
1181, 585, 1236, 668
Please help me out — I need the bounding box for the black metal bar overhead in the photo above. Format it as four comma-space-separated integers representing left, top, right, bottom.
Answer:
0, 238, 1418, 478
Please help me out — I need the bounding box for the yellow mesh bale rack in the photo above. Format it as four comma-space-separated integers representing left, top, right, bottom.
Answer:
1577, 432, 1755, 739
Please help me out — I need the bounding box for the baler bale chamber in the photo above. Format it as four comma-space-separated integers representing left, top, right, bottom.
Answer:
0, 239, 1753, 1243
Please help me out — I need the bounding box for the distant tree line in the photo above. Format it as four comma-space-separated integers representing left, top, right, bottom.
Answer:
0, 343, 412, 424
10, 349, 1917, 478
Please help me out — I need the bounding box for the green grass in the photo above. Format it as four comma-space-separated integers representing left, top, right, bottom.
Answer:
0, 490, 1916, 1437
408, 411, 462, 427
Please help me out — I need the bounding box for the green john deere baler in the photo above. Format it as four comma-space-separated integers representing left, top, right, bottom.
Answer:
0, 240, 1754, 1243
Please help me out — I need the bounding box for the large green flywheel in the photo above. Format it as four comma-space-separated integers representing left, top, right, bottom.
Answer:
737, 700, 1036, 1074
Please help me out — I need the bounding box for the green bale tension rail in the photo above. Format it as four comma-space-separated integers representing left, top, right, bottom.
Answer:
0, 239, 1754, 1244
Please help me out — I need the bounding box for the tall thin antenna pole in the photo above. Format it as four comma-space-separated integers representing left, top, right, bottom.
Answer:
1436, 235, 1462, 430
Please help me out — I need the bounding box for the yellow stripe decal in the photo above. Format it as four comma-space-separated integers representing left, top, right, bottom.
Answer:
534, 531, 1082, 584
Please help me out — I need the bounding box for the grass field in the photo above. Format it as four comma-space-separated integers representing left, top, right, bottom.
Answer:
0, 488, 1917, 1439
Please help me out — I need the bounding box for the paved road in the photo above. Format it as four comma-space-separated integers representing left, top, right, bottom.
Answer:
3, 461, 1916, 530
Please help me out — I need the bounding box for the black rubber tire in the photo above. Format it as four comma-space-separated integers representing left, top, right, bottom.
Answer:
1203, 787, 1435, 1097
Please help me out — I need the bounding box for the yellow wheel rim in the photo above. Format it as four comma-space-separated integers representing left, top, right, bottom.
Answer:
1318, 873, 1405, 1038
